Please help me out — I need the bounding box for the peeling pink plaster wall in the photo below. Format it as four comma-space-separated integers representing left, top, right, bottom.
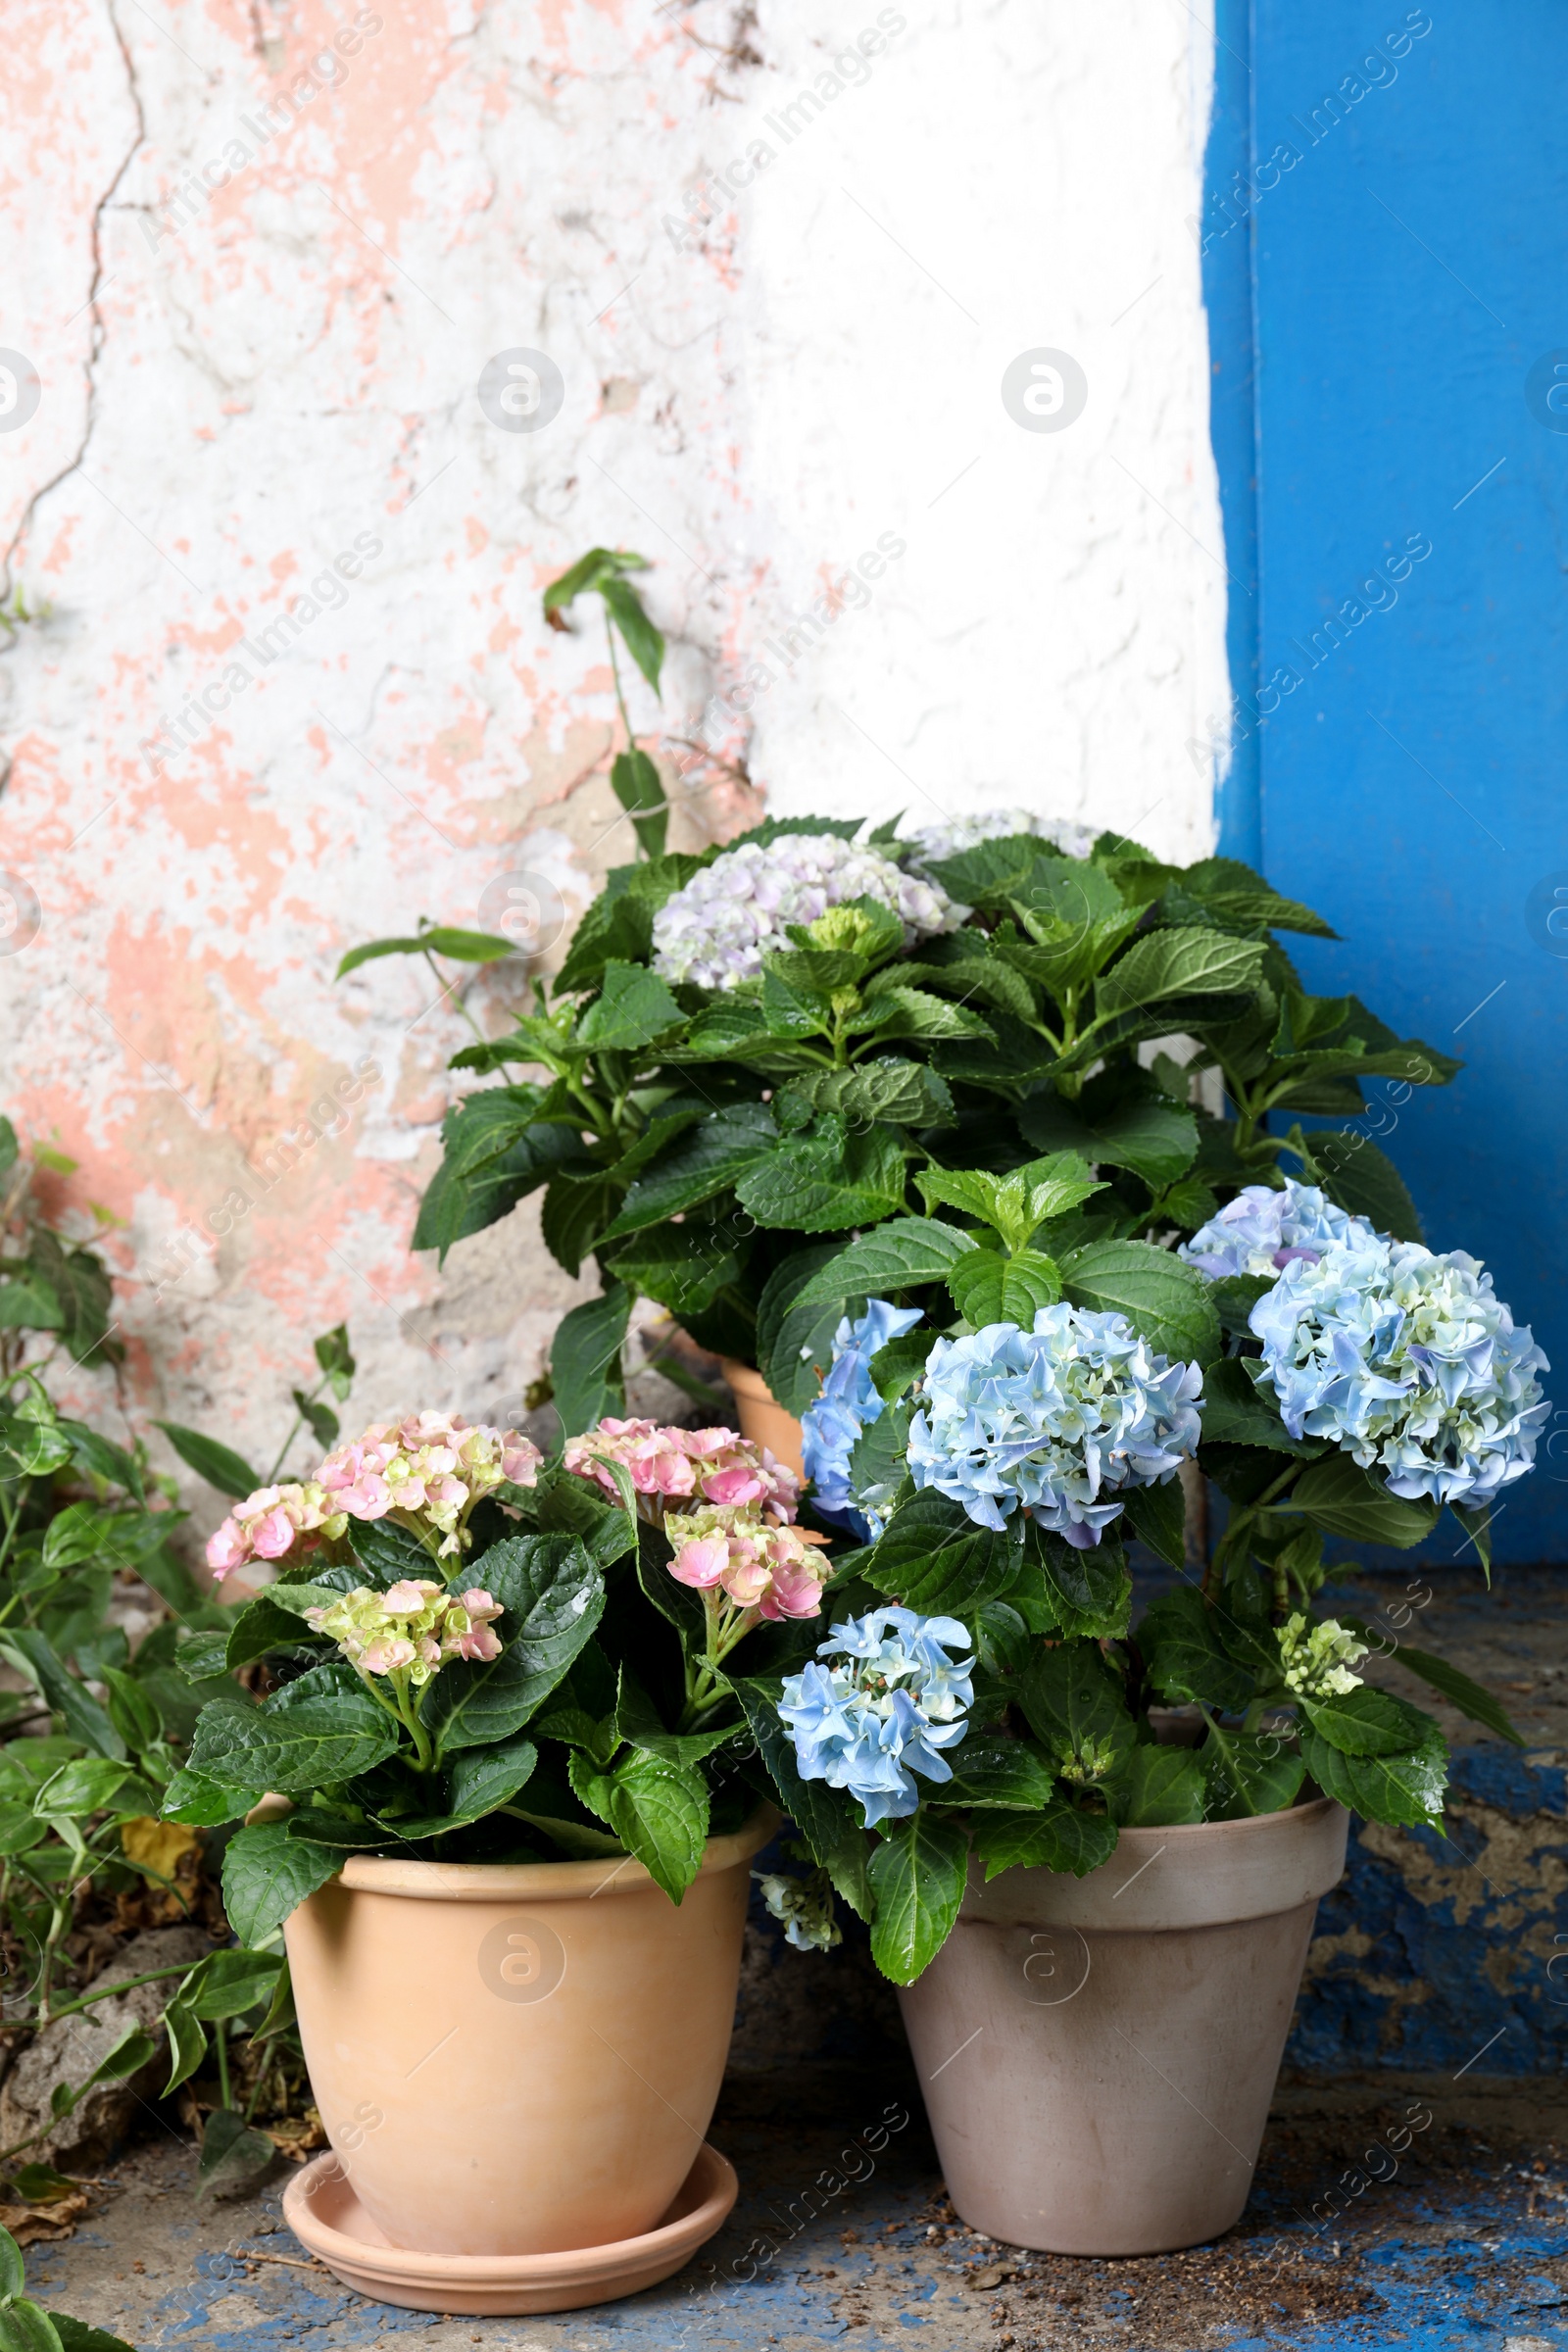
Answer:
0, 0, 1224, 1546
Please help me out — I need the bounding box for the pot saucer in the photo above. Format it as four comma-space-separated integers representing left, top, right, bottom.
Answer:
281, 2142, 738, 2316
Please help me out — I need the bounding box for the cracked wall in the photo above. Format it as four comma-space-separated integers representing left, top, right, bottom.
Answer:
0, 0, 1224, 1537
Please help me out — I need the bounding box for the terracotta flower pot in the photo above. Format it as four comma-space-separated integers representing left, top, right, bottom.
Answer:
897, 1797, 1348, 2255
282, 1810, 774, 2260
719, 1360, 806, 1480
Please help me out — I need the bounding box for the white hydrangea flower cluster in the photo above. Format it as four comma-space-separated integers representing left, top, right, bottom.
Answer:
1276, 1612, 1369, 1701
901, 806, 1099, 871
651, 833, 958, 990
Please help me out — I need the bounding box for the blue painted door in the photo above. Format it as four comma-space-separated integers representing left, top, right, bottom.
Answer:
1207, 2, 1568, 1560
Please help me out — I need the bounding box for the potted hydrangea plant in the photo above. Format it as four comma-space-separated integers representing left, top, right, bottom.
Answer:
337, 811, 1458, 1460
164, 1407, 825, 2311
736, 1167, 1544, 2257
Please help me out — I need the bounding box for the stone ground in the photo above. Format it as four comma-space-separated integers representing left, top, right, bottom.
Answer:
19, 2069, 1568, 2352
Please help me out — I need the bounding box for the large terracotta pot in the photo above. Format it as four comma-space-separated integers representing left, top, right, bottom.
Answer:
898, 1798, 1348, 2255
283, 1810, 774, 2259
719, 1360, 806, 1479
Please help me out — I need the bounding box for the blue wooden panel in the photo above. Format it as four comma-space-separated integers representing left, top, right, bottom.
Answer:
1210, 2, 1568, 1558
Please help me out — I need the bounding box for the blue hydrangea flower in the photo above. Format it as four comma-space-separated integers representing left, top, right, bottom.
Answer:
1250, 1237, 1550, 1507
801, 1298, 926, 1518
778, 1604, 973, 1827
906, 1304, 1202, 1546
1179, 1179, 1379, 1282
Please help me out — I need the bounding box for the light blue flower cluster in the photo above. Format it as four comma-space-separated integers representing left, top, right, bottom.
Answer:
1179, 1179, 1378, 1282
906, 1304, 1202, 1547
1251, 1237, 1550, 1506
778, 1605, 973, 1827
801, 1298, 926, 1518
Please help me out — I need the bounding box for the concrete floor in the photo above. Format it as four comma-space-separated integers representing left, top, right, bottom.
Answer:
23, 2068, 1568, 2352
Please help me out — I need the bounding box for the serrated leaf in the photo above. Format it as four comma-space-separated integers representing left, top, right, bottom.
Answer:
1059, 1240, 1218, 1364
1380, 1644, 1523, 1745
1017, 1085, 1200, 1189
776, 1057, 955, 1131
937, 1738, 1056, 1810
1119, 1478, 1187, 1570
944, 1248, 1061, 1327
183, 1685, 398, 1794
1200, 1727, 1306, 1820
1029, 1529, 1133, 1640
1284, 1453, 1441, 1549
1301, 1684, 1439, 1758
867, 1812, 970, 1984
1299, 1722, 1446, 1829
735, 1124, 908, 1234
792, 1218, 978, 1310
539, 1169, 623, 1280
220, 1820, 347, 1944
600, 1104, 778, 1238
757, 1246, 856, 1416
575, 960, 683, 1053
1015, 1643, 1136, 1779
153, 1423, 260, 1501
972, 1799, 1117, 1880
858, 1492, 1019, 1616
731, 1676, 870, 1918
421, 1536, 605, 1753
601, 1222, 740, 1321
569, 1747, 708, 1902
1095, 927, 1266, 1016
551, 1283, 632, 1435
1106, 1742, 1205, 1827
1198, 1356, 1326, 1455
867, 1329, 931, 1404
1137, 1587, 1257, 1713
1308, 1132, 1424, 1244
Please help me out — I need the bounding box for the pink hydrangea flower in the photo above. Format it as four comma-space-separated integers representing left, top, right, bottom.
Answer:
564, 1419, 800, 1527
664, 1506, 833, 1624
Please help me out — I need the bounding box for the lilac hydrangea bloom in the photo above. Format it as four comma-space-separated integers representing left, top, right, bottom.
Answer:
1179, 1179, 1379, 1282
801, 1298, 926, 1519
778, 1604, 973, 1827
900, 807, 1099, 870
907, 1304, 1203, 1547
651, 834, 957, 991
1250, 1237, 1549, 1508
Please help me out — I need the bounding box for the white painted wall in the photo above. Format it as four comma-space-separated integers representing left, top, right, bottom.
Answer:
0, 0, 1223, 1533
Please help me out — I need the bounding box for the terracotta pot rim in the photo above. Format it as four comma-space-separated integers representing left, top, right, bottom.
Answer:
330, 1804, 778, 1900
1079, 1793, 1344, 1847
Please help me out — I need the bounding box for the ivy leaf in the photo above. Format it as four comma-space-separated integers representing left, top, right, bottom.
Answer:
551, 1283, 632, 1435
599, 573, 665, 694
335, 928, 514, 977
1105, 1743, 1205, 1827
220, 1820, 347, 1945
609, 748, 667, 860
1058, 1241, 1219, 1364
1299, 1722, 1446, 1830
867, 1812, 970, 1984
1300, 1685, 1440, 1758
791, 1218, 978, 1310
858, 1492, 1020, 1618
971, 1799, 1117, 1881
1285, 1454, 1441, 1549
944, 1250, 1062, 1327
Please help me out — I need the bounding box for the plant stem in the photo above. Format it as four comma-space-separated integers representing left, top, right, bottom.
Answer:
606, 623, 638, 758
40, 1957, 203, 2028
215, 2022, 231, 2111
